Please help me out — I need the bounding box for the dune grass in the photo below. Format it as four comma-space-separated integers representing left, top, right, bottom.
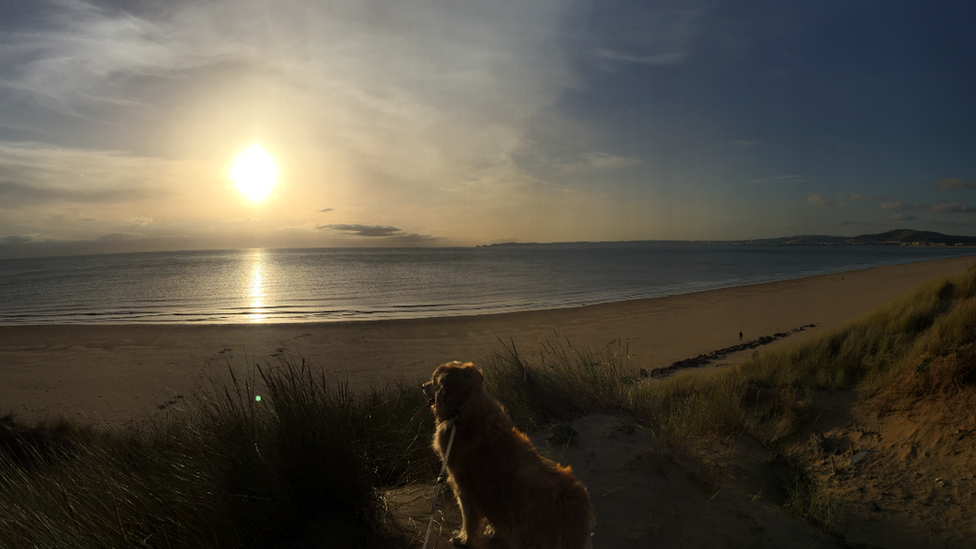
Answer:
2, 261, 974, 545
0, 355, 435, 549
475, 261, 976, 531
740, 264, 976, 398
630, 261, 976, 447
478, 338, 633, 432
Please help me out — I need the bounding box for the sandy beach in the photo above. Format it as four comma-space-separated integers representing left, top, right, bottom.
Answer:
1, 255, 974, 427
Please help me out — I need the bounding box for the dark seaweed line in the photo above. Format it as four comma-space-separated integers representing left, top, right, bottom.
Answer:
647, 324, 819, 378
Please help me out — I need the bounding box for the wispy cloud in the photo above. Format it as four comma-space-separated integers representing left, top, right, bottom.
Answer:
0, 180, 153, 206
929, 202, 976, 213
597, 49, 687, 66
555, 152, 641, 172
880, 201, 913, 211
891, 213, 917, 221
0, 231, 197, 258
935, 177, 976, 191
806, 194, 838, 208
836, 220, 882, 226
1, 0, 578, 185
584, 152, 641, 170
928, 220, 975, 228
0, 143, 182, 204
95, 232, 144, 242
751, 175, 809, 185
589, 2, 707, 70
1, 1, 208, 123
0, 141, 224, 242
848, 193, 884, 202
125, 216, 155, 227
0, 234, 37, 245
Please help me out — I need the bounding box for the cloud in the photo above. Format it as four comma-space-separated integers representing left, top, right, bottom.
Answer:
935, 178, 976, 191
0, 180, 50, 205
751, 175, 809, 185
0, 179, 152, 207
556, 152, 642, 172
317, 223, 439, 243
835, 220, 882, 226
318, 208, 334, 213
929, 202, 976, 213
880, 201, 912, 211
584, 152, 642, 170
806, 194, 837, 208
588, 2, 708, 70
0, 232, 196, 259
0, 1, 186, 123
0, 142, 232, 244
96, 232, 143, 242
849, 195, 917, 216
125, 216, 154, 227
0, 234, 37, 245
848, 193, 884, 202
928, 220, 975, 228
0, 0, 580, 188
0, 143, 174, 207
319, 224, 402, 238
597, 49, 687, 66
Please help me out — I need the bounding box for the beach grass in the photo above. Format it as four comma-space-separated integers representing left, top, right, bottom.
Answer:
478, 338, 632, 432
476, 262, 976, 529
0, 355, 436, 549
3, 262, 976, 545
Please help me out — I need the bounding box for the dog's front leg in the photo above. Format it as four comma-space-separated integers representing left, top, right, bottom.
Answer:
451, 491, 484, 547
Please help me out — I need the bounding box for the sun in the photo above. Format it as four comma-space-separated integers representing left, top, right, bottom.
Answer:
230, 144, 278, 204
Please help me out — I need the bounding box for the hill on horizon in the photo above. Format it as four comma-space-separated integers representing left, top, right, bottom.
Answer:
747, 229, 976, 246
485, 229, 976, 247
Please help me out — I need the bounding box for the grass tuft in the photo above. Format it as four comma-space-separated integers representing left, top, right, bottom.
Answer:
781, 455, 843, 533
479, 338, 632, 431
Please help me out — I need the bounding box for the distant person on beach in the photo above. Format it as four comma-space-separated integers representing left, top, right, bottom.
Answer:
739, 331, 743, 341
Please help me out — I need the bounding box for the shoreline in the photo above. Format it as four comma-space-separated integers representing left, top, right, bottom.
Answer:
1, 255, 974, 427
4, 249, 976, 326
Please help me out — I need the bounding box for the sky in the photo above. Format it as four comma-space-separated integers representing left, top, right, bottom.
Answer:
0, 0, 974, 257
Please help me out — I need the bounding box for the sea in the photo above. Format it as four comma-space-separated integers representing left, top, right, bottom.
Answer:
0, 243, 974, 325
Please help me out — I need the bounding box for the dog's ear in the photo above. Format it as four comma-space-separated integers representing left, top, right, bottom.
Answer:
462, 363, 484, 391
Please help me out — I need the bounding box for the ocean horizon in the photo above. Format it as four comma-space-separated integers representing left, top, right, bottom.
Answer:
1, 242, 974, 325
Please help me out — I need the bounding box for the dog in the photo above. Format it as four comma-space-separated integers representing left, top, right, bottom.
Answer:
422, 361, 593, 548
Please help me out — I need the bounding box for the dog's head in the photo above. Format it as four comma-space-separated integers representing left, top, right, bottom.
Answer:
422, 361, 484, 421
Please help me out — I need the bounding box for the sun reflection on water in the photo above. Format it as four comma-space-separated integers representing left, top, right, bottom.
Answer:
247, 251, 267, 322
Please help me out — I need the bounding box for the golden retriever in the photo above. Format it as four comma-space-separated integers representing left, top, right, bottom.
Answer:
422, 361, 593, 548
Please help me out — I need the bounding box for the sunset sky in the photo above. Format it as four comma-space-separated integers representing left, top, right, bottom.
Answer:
1, 0, 974, 257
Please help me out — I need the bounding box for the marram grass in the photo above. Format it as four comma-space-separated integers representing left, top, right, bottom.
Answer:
0, 356, 435, 549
